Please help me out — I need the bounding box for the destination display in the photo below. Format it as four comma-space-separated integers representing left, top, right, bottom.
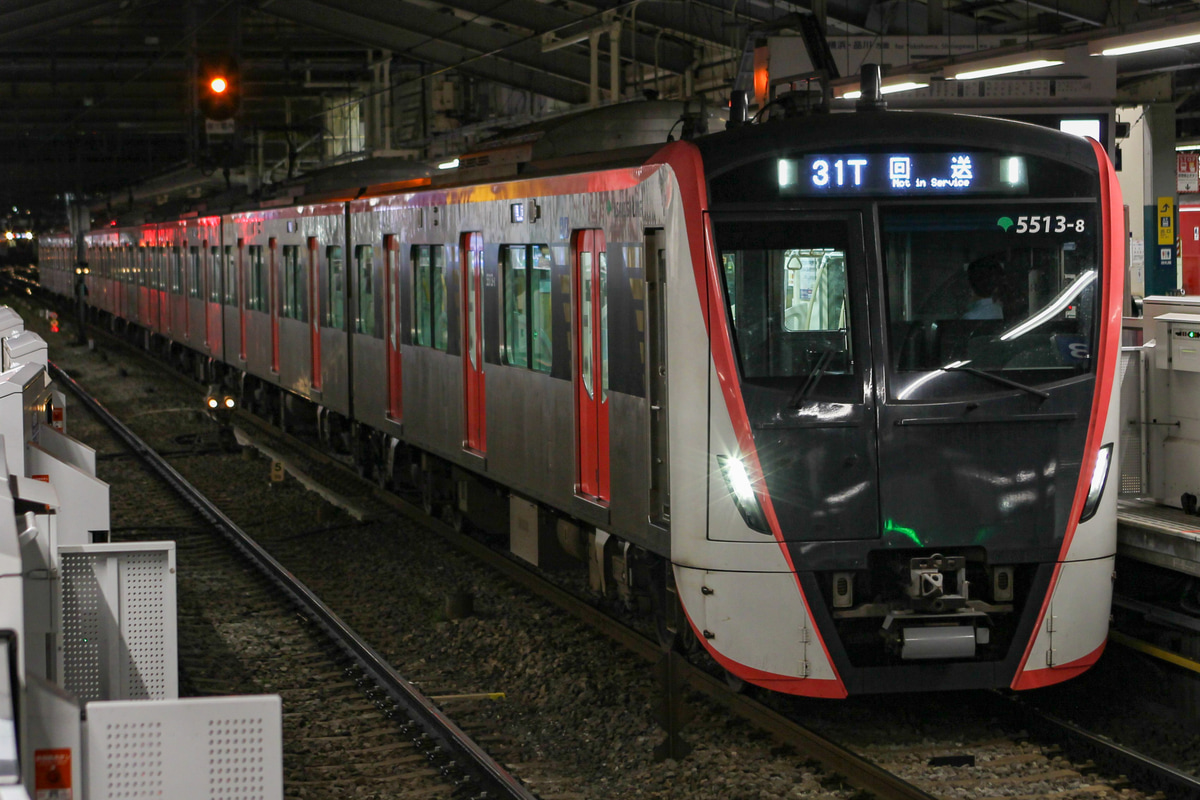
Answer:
777, 152, 1030, 196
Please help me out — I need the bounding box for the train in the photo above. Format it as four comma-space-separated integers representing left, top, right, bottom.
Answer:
37, 92, 1124, 697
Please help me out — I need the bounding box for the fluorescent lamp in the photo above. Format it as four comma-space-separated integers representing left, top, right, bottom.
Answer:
1060, 119, 1101, 141
948, 50, 1064, 80
835, 78, 929, 99
1178, 143, 1200, 152
437, 158, 459, 170
1089, 22, 1200, 57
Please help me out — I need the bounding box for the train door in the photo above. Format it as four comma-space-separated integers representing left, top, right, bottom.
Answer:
384, 234, 401, 420
710, 211, 878, 541
309, 237, 322, 391
645, 228, 670, 527
574, 229, 609, 502
462, 232, 485, 453
269, 237, 280, 373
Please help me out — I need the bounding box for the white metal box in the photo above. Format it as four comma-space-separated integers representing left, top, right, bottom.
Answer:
57, 543, 178, 703
86, 695, 283, 800
1154, 312, 1200, 372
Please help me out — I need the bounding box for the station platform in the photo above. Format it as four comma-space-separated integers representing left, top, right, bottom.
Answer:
1118, 499, 1200, 577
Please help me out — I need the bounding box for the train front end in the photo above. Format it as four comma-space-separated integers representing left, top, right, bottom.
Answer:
666, 111, 1122, 696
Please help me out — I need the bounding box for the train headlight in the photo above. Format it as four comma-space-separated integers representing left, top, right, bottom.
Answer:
223, 396, 235, 409
206, 397, 219, 409
1080, 443, 1114, 522
717, 454, 771, 534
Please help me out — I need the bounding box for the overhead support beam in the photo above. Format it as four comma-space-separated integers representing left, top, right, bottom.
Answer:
259, 0, 595, 103
1019, 0, 1105, 27
0, 0, 122, 43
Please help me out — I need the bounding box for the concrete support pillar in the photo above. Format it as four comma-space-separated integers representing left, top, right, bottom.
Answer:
1145, 102, 1179, 296
589, 31, 601, 108
609, 22, 621, 103
928, 0, 944, 36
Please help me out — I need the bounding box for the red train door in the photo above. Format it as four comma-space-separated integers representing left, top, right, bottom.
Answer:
574, 230, 609, 502
309, 237, 322, 391
462, 232, 485, 453
269, 237, 280, 373
237, 238, 247, 362
385, 235, 402, 420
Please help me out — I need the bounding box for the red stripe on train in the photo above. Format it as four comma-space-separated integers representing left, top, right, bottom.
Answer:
1011, 139, 1125, 690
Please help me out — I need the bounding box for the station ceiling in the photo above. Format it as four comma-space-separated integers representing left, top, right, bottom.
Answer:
3, 0, 1200, 228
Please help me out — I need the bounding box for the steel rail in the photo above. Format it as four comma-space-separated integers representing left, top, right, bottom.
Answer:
990, 692, 1200, 800
232, 408, 938, 800
47, 361, 539, 800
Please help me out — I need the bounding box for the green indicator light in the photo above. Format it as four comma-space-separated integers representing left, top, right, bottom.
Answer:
996, 216, 1014, 232
884, 518, 923, 547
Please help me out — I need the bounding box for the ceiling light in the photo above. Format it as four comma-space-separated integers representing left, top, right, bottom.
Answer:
948, 50, 1064, 80
1089, 22, 1200, 57
1178, 143, 1200, 152
834, 76, 929, 100
437, 158, 459, 170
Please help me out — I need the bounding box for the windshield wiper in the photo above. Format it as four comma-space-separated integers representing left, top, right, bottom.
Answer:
943, 364, 1049, 400
789, 347, 838, 407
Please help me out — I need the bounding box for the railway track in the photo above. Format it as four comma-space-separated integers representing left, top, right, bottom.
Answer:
49, 361, 538, 800
23, 293, 1200, 800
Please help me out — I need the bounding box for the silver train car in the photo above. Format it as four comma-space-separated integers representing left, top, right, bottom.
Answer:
40, 100, 1125, 696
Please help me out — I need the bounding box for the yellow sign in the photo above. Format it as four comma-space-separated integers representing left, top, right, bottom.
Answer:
1159, 196, 1176, 246
270, 459, 284, 482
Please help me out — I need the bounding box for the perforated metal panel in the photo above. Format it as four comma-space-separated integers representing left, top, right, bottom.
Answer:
1119, 350, 1146, 498
87, 696, 283, 800
58, 543, 177, 702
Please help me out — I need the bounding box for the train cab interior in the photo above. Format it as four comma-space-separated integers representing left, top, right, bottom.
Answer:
884, 205, 1098, 389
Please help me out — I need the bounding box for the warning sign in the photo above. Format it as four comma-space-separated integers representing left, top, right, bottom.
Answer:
35, 748, 72, 799
1181, 153, 1200, 193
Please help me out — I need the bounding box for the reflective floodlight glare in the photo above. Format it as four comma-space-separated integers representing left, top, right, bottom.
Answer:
1080, 443, 1113, 521
1000, 270, 1097, 341
717, 454, 771, 533
948, 50, 1064, 80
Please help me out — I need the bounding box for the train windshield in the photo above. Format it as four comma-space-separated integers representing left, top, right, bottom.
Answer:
882, 203, 1098, 397
715, 218, 859, 399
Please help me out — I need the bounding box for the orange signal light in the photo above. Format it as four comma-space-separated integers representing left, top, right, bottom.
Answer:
210, 77, 228, 94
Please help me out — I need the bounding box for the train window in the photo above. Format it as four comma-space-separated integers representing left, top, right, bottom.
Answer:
714, 219, 854, 386
282, 245, 303, 320
208, 247, 222, 302
501, 244, 553, 372
781, 250, 847, 333
599, 251, 608, 395
224, 246, 237, 305
189, 247, 202, 298
171, 247, 183, 294
412, 244, 448, 350
355, 245, 375, 335
247, 245, 266, 311
502, 246, 528, 367
881, 203, 1098, 394
326, 246, 345, 328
